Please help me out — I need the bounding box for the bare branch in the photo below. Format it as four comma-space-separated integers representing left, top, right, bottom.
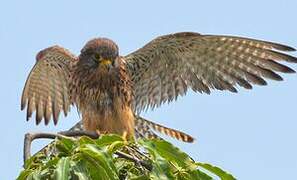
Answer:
23, 130, 152, 170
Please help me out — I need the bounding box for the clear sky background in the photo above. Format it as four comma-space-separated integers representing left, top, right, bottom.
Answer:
1, 1, 296, 179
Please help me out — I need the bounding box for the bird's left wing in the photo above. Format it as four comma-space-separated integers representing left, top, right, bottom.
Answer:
21, 46, 77, 125
124, 32, 297, 113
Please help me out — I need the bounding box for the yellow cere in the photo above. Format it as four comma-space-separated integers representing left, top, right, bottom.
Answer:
100, 59, 112, 65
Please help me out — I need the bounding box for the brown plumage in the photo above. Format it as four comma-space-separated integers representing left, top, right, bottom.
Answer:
134, 116, 194, 143
21, 32, 297, 142
71, 38, 134, 138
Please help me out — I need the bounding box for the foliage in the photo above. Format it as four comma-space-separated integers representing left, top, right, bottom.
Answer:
18, 134, 236, 180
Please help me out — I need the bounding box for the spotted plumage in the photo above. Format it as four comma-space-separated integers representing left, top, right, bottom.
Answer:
21, 32, 297, 143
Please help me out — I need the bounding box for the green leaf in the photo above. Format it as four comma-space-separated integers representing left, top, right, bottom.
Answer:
38, 156, 59, 171
54, 157, 71, 180
107, 140, 125, 154
96, 134, 124, 147
130, 175, 151, 180
78, 136, 95, 145
23, 152, 46, 169
174, 169, 213, 180
194, 169, 213, 180
18, 134, 236, 180
16, 169, 34, 180
79, 144, 119, 180
25, 169, 42, 180
149, 157, 174, 180
115, 158, 137, 179
70, 160, 91, 180
55, 138, 76, 156
139, 139, 196, 170
139, 140, 175, 179
23, 156, 37, 169
80, 153, 115, 179
196, 162, 236, 180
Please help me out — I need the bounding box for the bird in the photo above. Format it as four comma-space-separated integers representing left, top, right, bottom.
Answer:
21, 32, 297, 143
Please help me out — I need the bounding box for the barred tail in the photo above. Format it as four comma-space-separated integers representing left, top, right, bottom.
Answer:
135, 116, 195, 143
134, 116, 162, 140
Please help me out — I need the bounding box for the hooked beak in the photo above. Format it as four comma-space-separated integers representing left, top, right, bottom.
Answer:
98, 58, 112, 71
99, 59, 112, 66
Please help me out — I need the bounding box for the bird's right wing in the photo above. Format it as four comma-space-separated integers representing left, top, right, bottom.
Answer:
21, 46, 77, 125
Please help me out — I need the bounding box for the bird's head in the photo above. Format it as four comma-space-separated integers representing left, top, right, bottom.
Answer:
79, 38, 119, 70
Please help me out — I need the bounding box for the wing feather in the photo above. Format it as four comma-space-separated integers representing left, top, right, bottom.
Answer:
124, 32, 296, 113
21, 46, 77, 125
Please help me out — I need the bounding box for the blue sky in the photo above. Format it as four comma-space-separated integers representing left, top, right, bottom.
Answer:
1, 0, 296, 179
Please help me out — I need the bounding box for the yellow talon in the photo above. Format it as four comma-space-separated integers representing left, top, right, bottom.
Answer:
96, 130, 101, 136
122, 131, 128, 141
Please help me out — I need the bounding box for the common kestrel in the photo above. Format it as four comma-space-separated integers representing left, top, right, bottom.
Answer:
21, 32, 297, 142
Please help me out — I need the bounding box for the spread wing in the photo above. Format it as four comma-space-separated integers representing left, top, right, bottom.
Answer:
21, 46, 77, 125
124, 32, 297, 113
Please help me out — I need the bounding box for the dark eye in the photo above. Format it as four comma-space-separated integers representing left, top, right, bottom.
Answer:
94, 53, 100, 60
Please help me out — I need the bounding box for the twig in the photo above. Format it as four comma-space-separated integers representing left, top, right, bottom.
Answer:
23, 131, 152, 170
130, 145, 150, 160
23, 130, 98, 163
59, 130, 99, 138
24, 132, 65, 163
115, 151, 152, 171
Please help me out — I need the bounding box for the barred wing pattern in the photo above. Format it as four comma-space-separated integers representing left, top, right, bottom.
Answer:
21, 46, 77, 125
125, 32, 297, 113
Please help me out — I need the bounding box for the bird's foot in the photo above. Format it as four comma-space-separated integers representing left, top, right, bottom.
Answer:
122, 131, 128, 142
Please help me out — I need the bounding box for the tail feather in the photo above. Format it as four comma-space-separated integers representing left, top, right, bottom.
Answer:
134, 117, 163, 140
135, 116, 195, 143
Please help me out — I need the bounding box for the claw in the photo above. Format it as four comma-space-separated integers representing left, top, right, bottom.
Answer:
122, 131, 128, 141
96, 130, 101, 136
